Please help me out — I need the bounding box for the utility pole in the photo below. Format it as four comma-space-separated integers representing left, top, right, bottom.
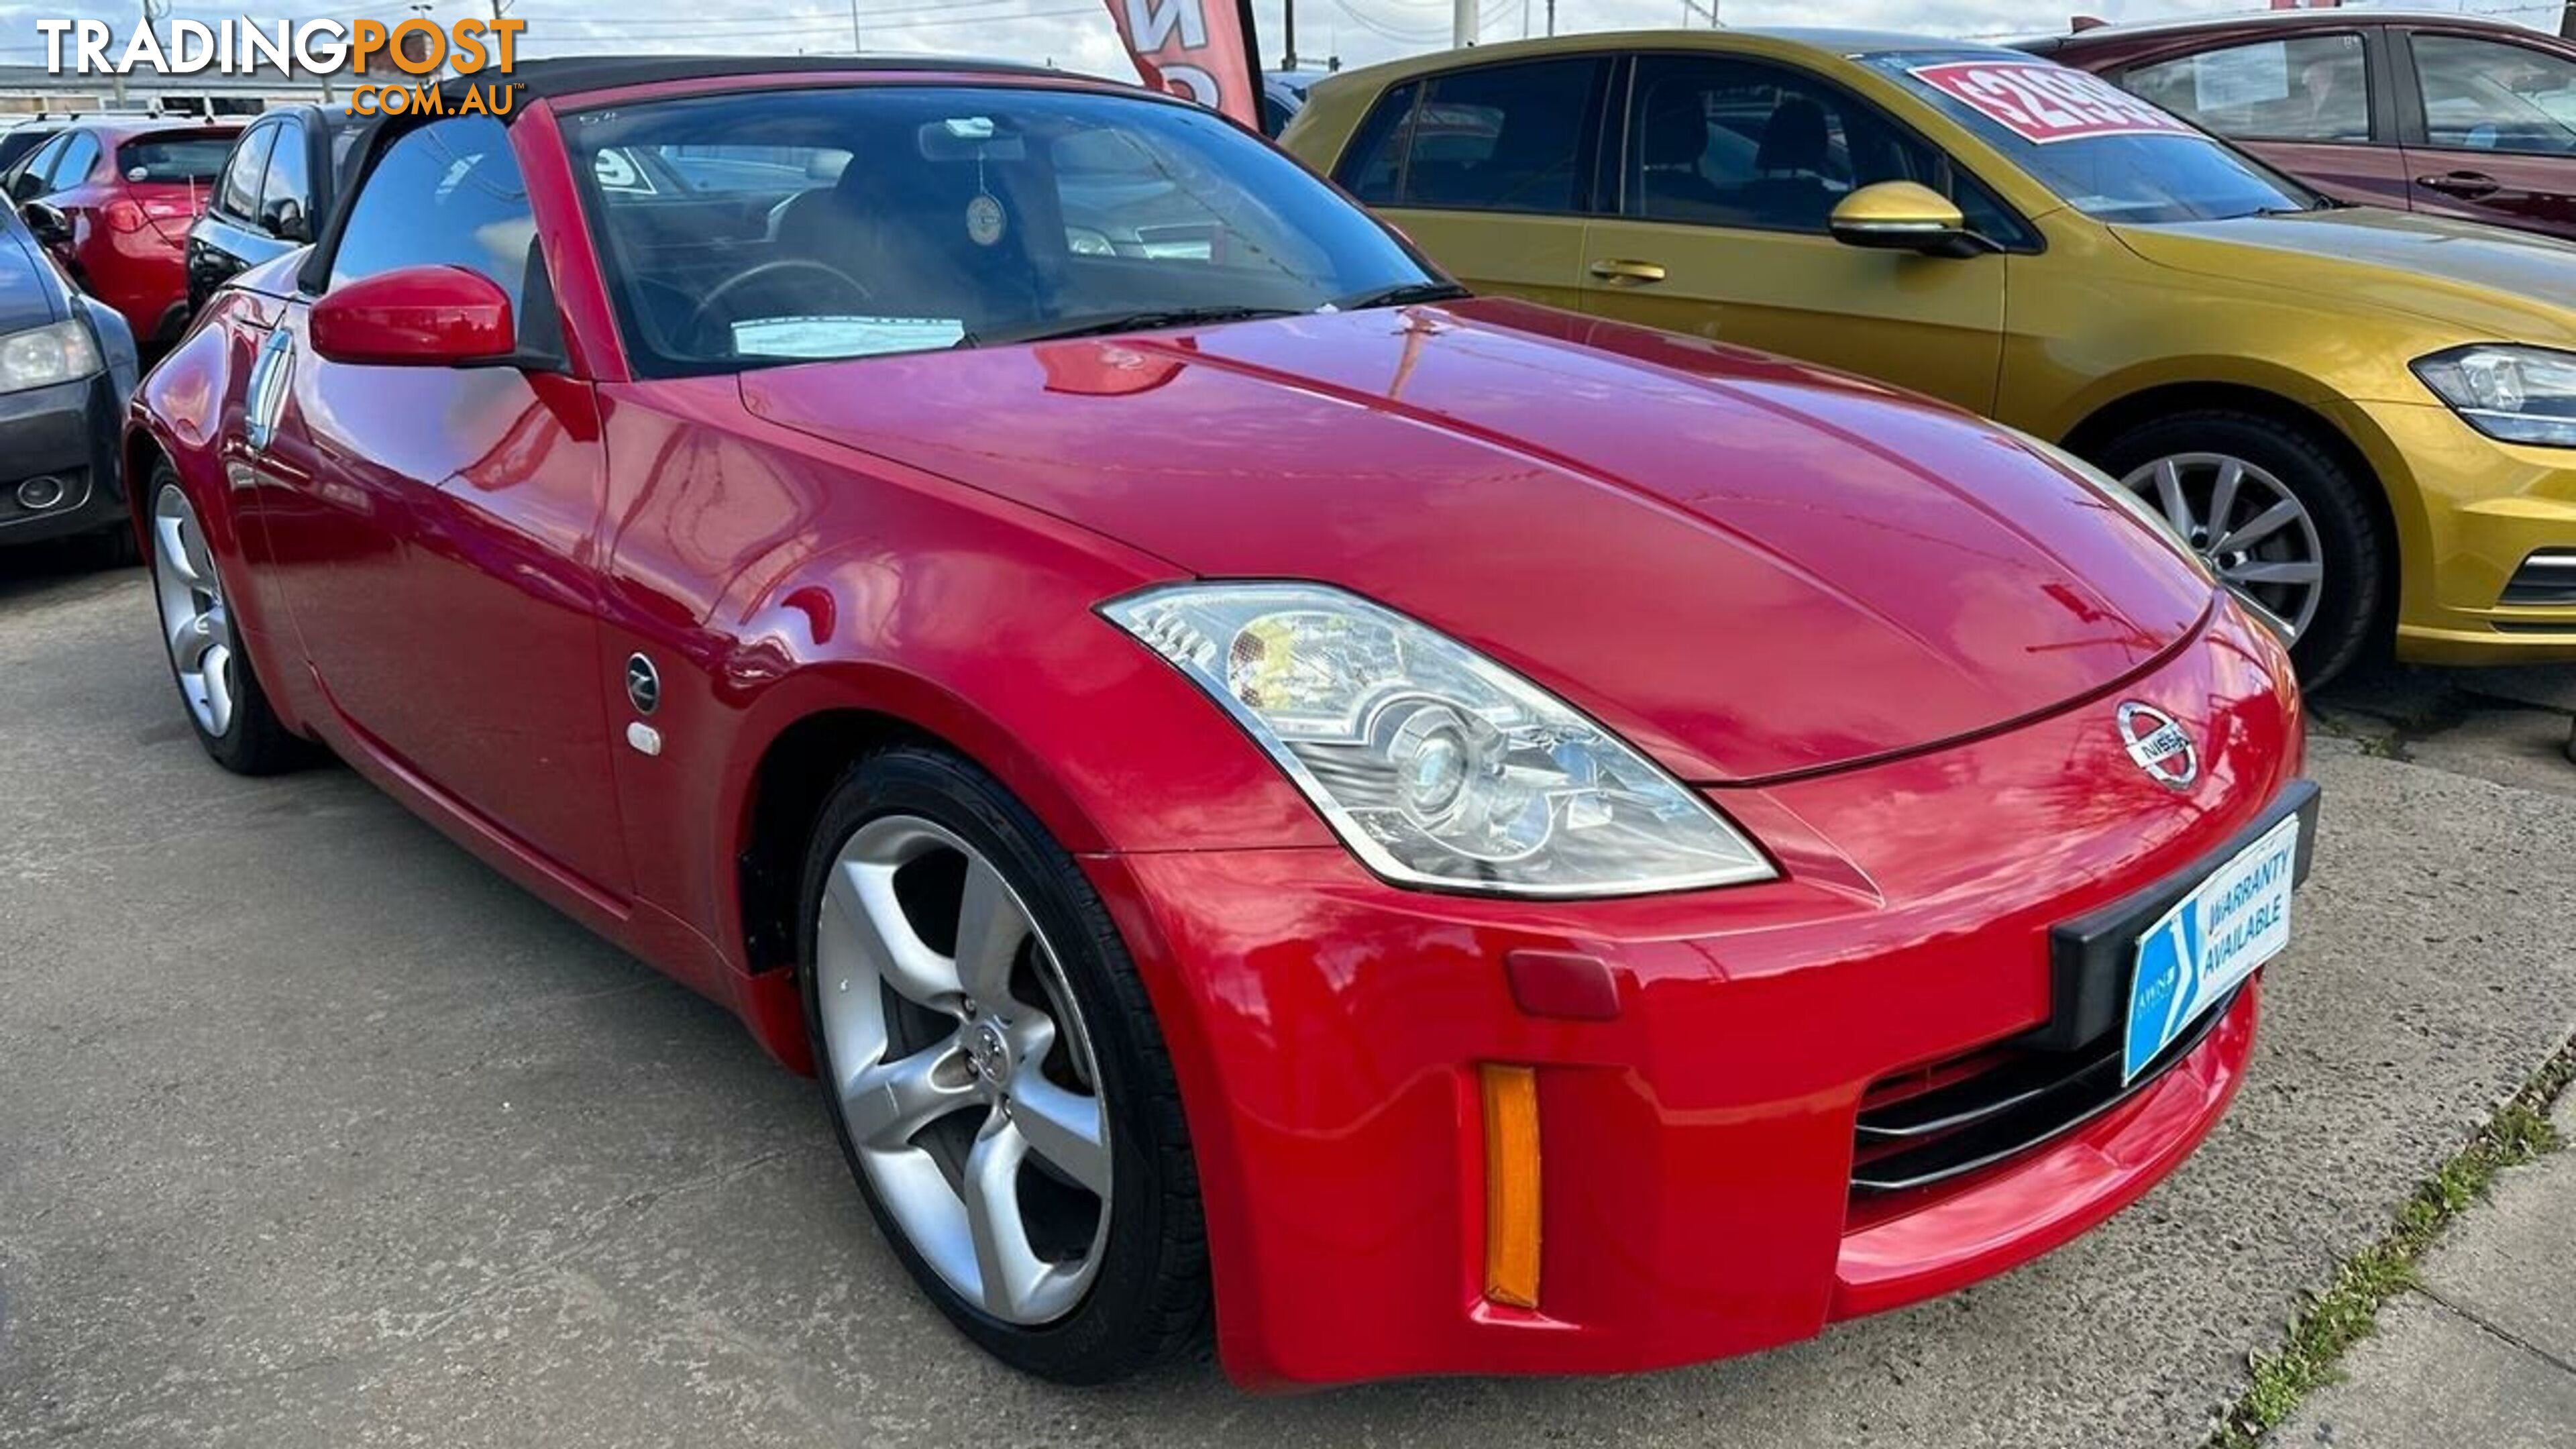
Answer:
1546, 0, 1556, 36
118, 0, 170, 108
1283, 0, 1297, 70
850, 0, 862, 54
1453, 0, 1475, 48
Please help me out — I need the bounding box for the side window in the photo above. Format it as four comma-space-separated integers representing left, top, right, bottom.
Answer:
2125, 34, 2370, 143
9, 133, 70, 199
258, 123, 313, 239
2411, 34, 2576, 154
45, 133, 99, 191
1625, 56, 2019, 240
1380, 60, 1601, 214
218, 123, 278, 221
1334, 80, 1419, 204
329, 116, 537, 313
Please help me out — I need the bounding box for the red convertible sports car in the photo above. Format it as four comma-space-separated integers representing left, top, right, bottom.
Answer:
129, 58, 2317, 1387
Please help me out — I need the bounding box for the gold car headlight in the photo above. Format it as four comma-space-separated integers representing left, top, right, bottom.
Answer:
2412, 345, 2576, 447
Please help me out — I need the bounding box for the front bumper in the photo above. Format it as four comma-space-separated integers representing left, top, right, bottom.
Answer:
0, 369, 127, 547
2330, 396, 2576, 663
1089, 602, 2307, 1386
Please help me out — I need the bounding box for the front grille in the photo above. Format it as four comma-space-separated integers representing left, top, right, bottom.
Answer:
2502, 550, 2576, 608
1849, 985, 2239, 1199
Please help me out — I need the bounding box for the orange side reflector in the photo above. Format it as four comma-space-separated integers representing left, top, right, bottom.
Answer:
1481, 1064, 1542, 1309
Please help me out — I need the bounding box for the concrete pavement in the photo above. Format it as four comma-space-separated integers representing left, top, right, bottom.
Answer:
1, 547, 2573, 1448
2272, 1093, 2576, 1448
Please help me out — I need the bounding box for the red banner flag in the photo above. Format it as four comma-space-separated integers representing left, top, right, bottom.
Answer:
1104, 0, 1263, 131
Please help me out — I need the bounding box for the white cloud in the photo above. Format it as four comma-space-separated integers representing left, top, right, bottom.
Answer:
0, 0, 2552, 78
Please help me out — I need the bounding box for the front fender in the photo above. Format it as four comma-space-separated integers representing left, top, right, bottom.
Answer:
2021, 353, 2347, 449
711, 535, 1334, 863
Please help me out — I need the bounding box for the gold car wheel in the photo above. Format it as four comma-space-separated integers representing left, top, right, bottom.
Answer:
2121, 451, 2325, 646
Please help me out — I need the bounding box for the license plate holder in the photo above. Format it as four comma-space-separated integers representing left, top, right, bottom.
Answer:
2121, 812, 2302, 1083
2026, 780, 2320, 1056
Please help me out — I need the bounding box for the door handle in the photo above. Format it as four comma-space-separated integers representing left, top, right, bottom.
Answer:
1588, 258, 1668, 285
2417, 170, 2501, 199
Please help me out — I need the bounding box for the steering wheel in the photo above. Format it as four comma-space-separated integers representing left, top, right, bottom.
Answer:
684, 259, 876, 350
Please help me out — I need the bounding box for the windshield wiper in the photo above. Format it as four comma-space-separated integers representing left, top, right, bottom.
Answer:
964, 305, 1301, 347
1322, 280, 1472, 313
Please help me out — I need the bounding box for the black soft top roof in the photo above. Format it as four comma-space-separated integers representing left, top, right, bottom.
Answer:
431, 53, 1071, 113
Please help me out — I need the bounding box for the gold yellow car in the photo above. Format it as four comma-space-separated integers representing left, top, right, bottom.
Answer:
1281, 28, 2576, 683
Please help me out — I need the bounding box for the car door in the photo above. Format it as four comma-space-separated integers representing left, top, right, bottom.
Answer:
1575, 53, 2009, 415
2115, 29, 2414, 208
2396, 28, 2576, 239
256, 114, 632, 896
188, 119, 278, 311
1332, 56, 1613, 313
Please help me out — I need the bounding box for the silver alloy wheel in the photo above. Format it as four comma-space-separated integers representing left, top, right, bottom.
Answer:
2119, 451, 2325, 645
150, 483, 235, 737
816, 815, 1112, 1326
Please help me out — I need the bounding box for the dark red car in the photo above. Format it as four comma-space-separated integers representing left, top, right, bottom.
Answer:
4, 115, 240, 352
2026, 11, 2576, 239
130, 57, 2316, 1387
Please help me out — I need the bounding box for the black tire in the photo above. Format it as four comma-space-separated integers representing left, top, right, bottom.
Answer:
146, 462, 317, 776
2092, 410, 2387, 688
796, 745, 1210, 1383
89, 520, 140, 570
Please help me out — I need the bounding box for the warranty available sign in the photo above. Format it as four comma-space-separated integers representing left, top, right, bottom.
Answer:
2122, 813, 2300, 1083
30, 15, 527, 115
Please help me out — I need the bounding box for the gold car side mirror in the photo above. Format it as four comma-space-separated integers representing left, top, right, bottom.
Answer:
1828, 181, 1991, 258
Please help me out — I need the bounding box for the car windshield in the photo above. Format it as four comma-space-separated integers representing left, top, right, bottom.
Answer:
562, 84, 1444, 376
119, 133, 236, 184
1865, 52, 2321, 224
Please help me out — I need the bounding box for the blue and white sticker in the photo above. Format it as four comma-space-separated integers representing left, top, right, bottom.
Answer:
2123, 814, 2300, 1083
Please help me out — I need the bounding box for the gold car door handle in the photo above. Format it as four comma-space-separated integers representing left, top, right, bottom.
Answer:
1588, 258, 1668, 286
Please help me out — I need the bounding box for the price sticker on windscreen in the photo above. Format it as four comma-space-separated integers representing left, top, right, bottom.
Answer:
1909, 61, 2199, 145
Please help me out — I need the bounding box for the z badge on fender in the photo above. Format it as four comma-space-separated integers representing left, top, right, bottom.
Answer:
2125, 813, 2301, 1082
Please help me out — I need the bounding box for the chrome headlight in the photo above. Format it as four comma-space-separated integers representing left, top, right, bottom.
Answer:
2007, 427, 2214, 582
1104, 582, 1776, 897
0, 319, 101, 396
2413, 345, 2576, 446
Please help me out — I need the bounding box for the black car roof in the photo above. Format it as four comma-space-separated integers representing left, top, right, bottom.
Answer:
425, 52, 1067, 113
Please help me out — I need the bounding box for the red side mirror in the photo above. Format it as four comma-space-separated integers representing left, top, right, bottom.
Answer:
309, 264, 515, 367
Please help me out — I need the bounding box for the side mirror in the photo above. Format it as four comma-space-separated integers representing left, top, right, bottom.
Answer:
309, 264, 515, 366
262, 197, 307, 244
19, 200, 69, 248
1827, 181, 1988, 258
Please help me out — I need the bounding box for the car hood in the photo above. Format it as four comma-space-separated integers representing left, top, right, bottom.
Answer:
2111, 206, 2576, 345
0, 224, 61, 332
739, 299, 2212, 783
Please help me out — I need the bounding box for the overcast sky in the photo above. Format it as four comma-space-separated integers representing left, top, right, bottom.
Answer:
0, 0, 2557, 78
